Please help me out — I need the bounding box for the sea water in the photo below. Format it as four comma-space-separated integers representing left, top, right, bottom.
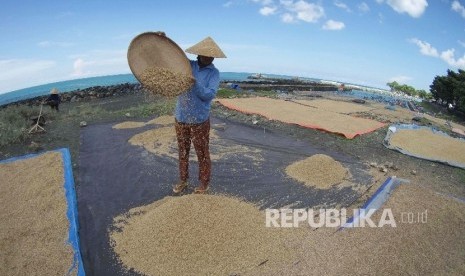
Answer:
0, 72, 406, 106
0, 72, 256, 106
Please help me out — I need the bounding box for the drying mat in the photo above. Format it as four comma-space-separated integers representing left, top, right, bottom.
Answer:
0, 148, 84, 276
217, 97, 385, 139
292, 99, 376, 114
77, 116, 374, 275
383, 124, 465, 169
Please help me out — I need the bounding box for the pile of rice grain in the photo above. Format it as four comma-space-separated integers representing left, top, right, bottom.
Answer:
285, 154, 349, 189
140, 67, 194, 97
109, 194, 298, 276
0, 152, 75, 276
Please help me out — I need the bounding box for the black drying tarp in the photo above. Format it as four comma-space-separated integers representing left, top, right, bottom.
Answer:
77, 116, 373, 275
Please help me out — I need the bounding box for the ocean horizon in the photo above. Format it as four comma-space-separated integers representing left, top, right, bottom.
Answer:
0, 72, 319, 106
0, 72, 395, 106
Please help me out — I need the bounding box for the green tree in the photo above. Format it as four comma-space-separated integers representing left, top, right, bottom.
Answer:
430, 69, 465, 113
386, 81, 429, 98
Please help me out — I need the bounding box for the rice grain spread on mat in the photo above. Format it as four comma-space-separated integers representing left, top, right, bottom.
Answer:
109, 194, 297, 276
217, 97, 384, 139
0, 152, 75, 276
285, 154, 349, 189
145, 115, 175, 126
128, 126, 263, 162
109, 185, 465, 275
389, 128, 465, 164
112, 116, 175, 130
140, 67, 194, 97
112, 121, 147, 129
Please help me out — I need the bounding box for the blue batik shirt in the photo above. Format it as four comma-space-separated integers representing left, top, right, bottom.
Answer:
175, 60, 220, 124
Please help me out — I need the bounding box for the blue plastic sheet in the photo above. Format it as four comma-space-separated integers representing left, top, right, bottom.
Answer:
341, 176, 409, 229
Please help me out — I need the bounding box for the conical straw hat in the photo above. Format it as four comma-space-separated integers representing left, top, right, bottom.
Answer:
50, 88, 59, 94
185, 37, 226, 58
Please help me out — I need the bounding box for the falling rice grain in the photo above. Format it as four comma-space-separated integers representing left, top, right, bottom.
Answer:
140, 67, 194, 97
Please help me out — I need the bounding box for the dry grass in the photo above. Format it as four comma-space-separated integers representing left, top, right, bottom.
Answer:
389, 128, 465, 165
423, 114, 465, 132
368, 103, 416, 122
285, 154, 349, 189
140, 67, 194, 97
0, 152, 75, 276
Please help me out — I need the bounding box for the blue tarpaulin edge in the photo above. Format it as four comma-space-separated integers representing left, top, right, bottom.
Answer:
340, 176, 409, 229
0, 148, 85, 276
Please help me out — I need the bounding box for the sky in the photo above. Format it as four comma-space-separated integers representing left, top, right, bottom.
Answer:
0, 0, 464, 94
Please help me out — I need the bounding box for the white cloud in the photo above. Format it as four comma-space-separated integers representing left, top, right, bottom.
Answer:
69, 49, 128, 78
411, 38, 465, 69
281, 13, 296, 22
253, 0, 325, 23
260, 6, 278, 15
459, 40, 465, 48
71, 58, 94, 77
441, 49, 465, 68
223, 1, 233, 8
282, 0, 325, 22
410, 38, 439, 57
379, 0, 428, 18
0, 59, 57, 93
389, 75, 412, 83
38, 41, 74, 48
452, 0, 465, 18
252, 0, 274, 5
322, 20, 345, 30
334, 1, 351, 12
358, 2, 370, 13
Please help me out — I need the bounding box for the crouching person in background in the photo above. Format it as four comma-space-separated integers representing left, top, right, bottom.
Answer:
46, 88, 61, 111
